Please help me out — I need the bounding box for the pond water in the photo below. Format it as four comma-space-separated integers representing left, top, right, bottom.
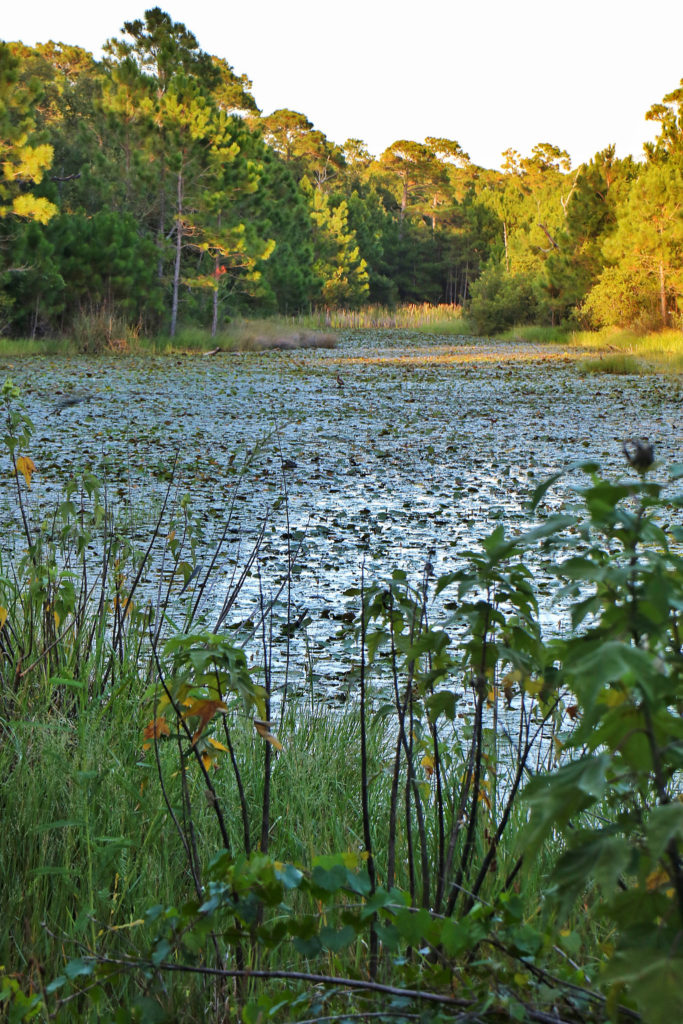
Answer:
1, 332, 681, 709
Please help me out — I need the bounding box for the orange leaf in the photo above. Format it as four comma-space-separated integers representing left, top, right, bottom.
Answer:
182, 699, 229, 744
646, 866, 674, 893
254, 719, 283, 751
143, 717, 171, 741
16, 455, 36, 489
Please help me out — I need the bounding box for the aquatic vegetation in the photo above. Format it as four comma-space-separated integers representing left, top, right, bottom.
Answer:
1, 334, 682, 1022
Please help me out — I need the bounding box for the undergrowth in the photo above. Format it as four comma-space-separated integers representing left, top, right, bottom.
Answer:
1, 378, 682, 1023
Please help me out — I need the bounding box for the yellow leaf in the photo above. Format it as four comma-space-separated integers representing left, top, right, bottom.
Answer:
421, 754, 435, 778
502, 670, 522, 685
646, 866, 671, 891
254, 719, 283, 751
523, 676, 544, 697
15, 455, 36, 488
182, 699, 229, 744
0, 606, 7, 629
207, 737, 229, 752
53, 610, 60, 629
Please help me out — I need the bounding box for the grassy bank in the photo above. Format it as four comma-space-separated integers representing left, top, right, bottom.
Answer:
0, 305, 468, 356
500, 323, 683, 373
0, 319, 337, 358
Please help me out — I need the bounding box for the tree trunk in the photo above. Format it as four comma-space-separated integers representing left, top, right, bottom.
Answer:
212, 210, 222, 338
157, 163, 166, 281
659, 259, 668, 327
212, 258, 219, 338
503, 221, 509, 272
170, 167, 183, 338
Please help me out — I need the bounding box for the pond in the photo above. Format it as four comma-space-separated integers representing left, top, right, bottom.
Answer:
1, 331, 681, 707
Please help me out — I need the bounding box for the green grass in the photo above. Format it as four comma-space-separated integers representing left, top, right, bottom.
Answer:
499, 324, 573, 345
492, 323, 683, 373
0, 336, 81, 357
0, 318, 337, 357
577, 353, 650, 375
571, 326, 683, 373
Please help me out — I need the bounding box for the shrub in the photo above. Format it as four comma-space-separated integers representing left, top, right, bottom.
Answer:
580, 264, 662, 331
468, 263, 540, 334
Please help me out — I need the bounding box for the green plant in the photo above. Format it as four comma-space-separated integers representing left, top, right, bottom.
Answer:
3, 374, 681, 1022
524, 454, 683, 1023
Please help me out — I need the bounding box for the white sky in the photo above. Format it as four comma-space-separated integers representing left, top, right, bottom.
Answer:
3, 1, 682, 170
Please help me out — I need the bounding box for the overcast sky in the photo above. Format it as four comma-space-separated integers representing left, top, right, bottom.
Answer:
4, 0, 682, 170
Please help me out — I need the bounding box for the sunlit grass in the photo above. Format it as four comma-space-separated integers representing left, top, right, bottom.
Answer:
571, 326, 683, 373
289, 303, 466, 332
487, 323, 683, 374
500, 325, 573, 345
577, 353, 649, 375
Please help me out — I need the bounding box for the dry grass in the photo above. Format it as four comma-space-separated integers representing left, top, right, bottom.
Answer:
290, 303, 465, 332
156, 320, 336, 353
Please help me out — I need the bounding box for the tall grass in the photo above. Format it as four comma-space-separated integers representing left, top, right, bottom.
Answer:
571, 325, 683, 373
0, 318, 336, 358
496, 323, 683, 373
290, 302, 465, 332
499, 325, 573, 345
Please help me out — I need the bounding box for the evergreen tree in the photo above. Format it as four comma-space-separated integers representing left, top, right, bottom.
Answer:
303, 178, 369, 307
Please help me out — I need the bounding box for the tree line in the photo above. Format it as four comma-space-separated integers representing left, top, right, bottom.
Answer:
1, 7, 682, 338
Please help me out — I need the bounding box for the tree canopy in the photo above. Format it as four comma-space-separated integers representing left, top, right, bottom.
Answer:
1, 10, 681, 337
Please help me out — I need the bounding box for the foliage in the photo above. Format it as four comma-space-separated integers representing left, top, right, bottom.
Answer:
468, 262, 540, 334
524, 457, 683, 1023
581, 263, 662, 331
0, 42, 58, 225
2, 12, 682, 336
2, 377, 682, 1020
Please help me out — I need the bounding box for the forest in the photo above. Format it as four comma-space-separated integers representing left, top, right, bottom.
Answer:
1, 6, 683, 339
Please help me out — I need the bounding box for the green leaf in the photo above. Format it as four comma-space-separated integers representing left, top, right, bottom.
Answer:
319, 924, 355, 951
274, 863, 304, 891
426, 690, 459, 722
64, 958, 94, 980
646, 804, 683, 860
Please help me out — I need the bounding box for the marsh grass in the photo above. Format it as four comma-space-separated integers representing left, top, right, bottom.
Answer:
291, 303, 465, 333
0, 319, 336, 357
0, 336, 81, 357
571, 325, 683, 372
500, 325, 573, 345
0, 685, 389, 979
154, 320, 336, 353
498, 323, 683, 373
577, 353, 650, 375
